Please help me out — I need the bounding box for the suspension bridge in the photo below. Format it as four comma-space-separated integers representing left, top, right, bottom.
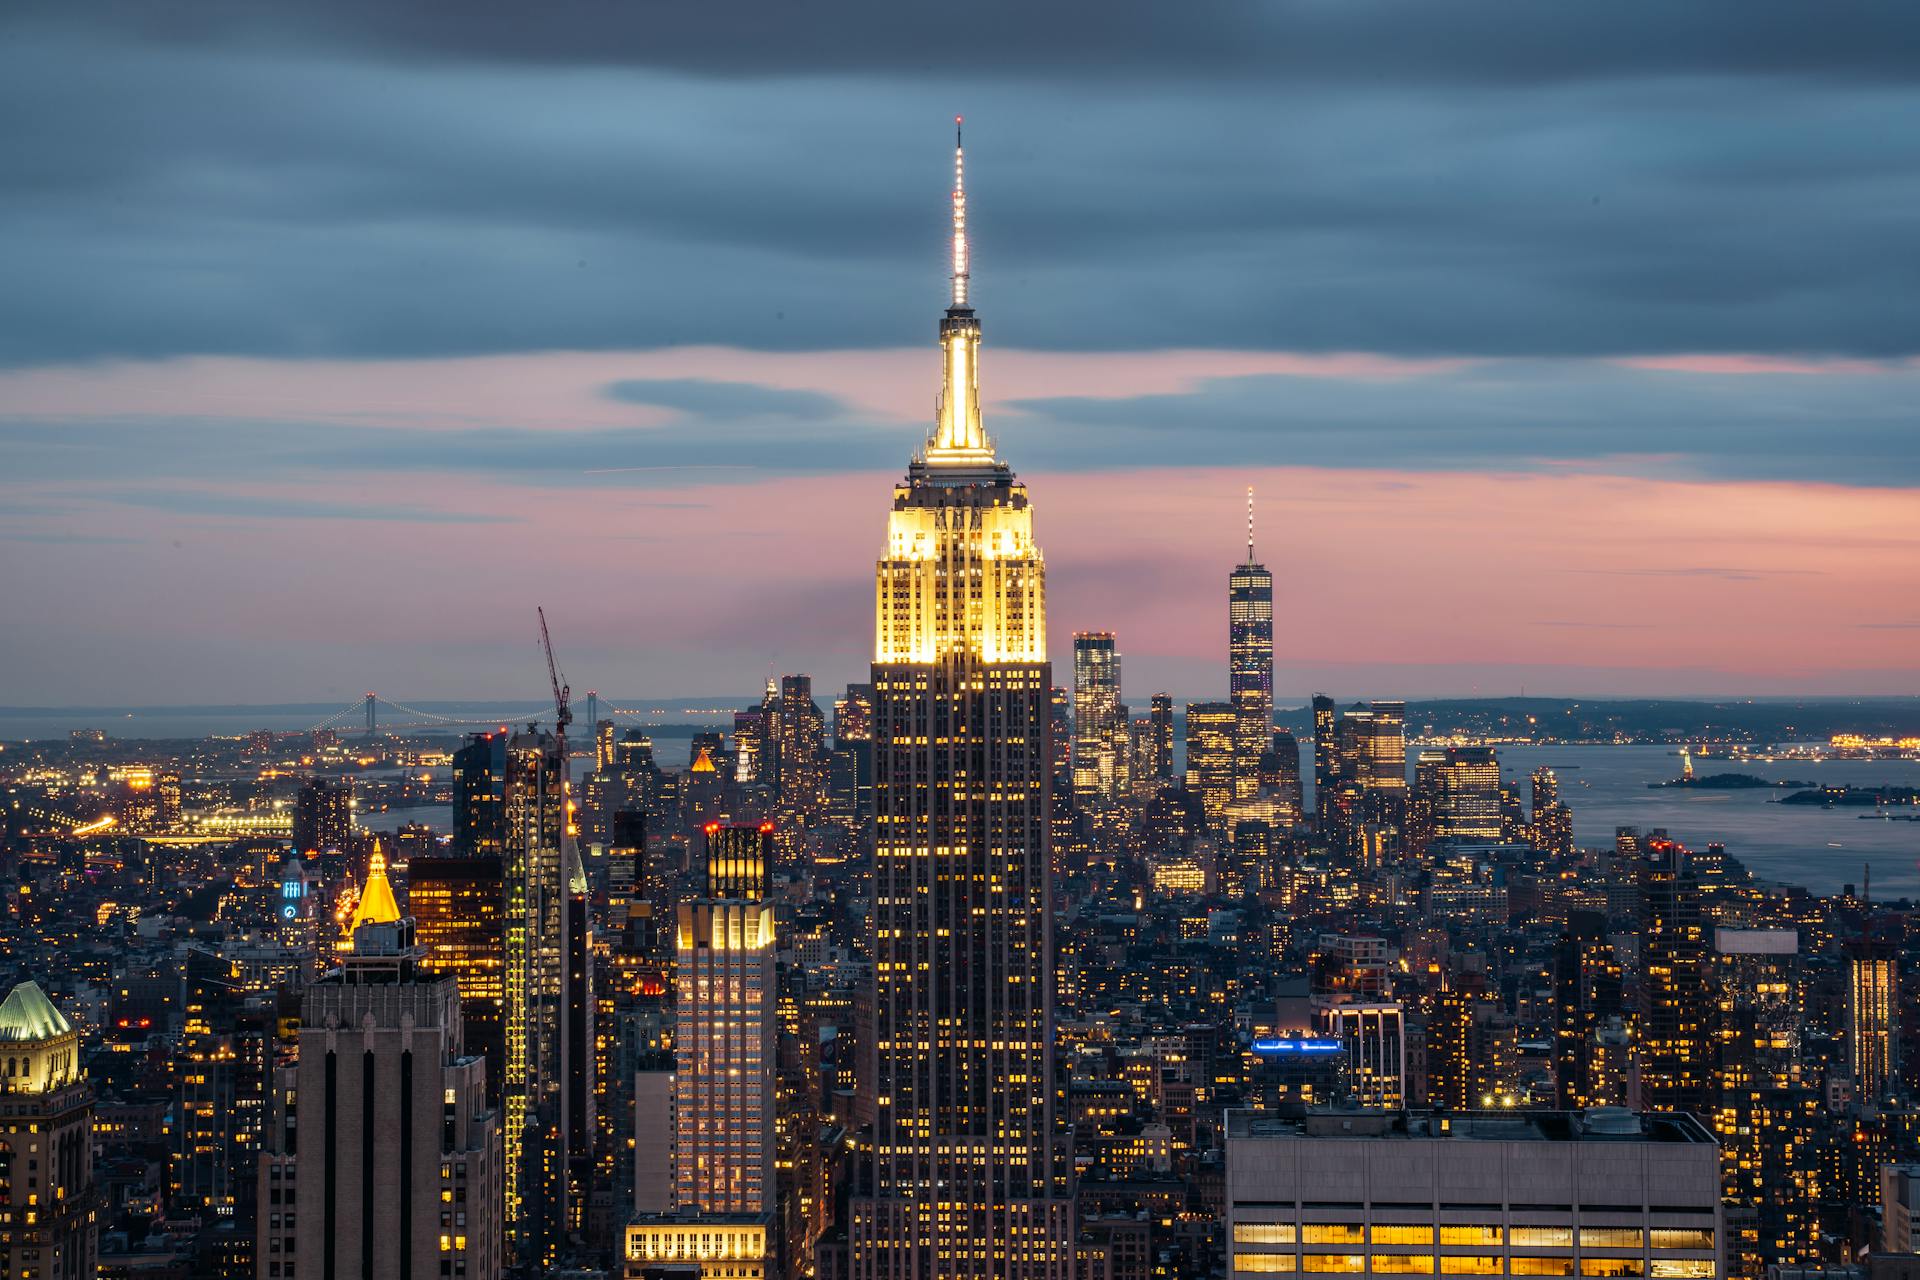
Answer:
304, 691, 668, 736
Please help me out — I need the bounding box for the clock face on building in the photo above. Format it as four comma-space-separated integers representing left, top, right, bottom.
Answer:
282, 904, 298, 920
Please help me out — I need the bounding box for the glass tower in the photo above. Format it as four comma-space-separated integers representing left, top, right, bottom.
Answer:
1229, 489, 1275, 799
1072, 631, 1123, 806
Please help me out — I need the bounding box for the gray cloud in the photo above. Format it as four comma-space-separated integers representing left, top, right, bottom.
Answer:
0, 8, 1916, 366
3, 361, 1916, 494
15, 2, 1920, 83
605, 379, 850, 420
1002, 361, 1920, 487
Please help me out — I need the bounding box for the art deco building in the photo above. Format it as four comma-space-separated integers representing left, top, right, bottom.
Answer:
852, 123, 1072, 1280
271, 858, 502, 1280
0, 980, 97, 1280
627, 823, 780, 1278
1228, 490, 1275, 799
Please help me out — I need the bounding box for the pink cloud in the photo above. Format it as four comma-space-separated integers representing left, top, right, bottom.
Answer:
12, 462, 1917, 703
0, 347, 1468, 431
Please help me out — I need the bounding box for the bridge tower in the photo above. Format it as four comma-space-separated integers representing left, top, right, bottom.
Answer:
364, 692, 376, 736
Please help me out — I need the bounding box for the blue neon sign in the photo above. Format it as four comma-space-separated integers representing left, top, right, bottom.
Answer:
1251, 1037, 1343, 1056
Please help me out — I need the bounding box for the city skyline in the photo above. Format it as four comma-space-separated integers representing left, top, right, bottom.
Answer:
4, 4, 1920, 703
5, 27, 1920, 1279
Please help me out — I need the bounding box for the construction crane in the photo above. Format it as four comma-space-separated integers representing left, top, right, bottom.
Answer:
537, 605, 571, 737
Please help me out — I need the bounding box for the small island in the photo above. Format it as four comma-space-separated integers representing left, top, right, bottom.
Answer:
1779, 785, 1920, 808
1648, 772, 1808, 790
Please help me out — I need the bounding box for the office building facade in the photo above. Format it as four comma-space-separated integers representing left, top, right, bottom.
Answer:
1225, 1109, 1722, 1280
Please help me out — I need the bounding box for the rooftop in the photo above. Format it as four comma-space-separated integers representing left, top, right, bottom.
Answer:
0, 980, 75, 1042
1227, 1107, 1715, 1146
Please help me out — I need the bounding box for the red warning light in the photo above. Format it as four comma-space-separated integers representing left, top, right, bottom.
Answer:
758, 821, 776, 834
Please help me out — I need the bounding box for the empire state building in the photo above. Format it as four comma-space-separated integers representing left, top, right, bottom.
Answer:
851, 123, 1073, 1279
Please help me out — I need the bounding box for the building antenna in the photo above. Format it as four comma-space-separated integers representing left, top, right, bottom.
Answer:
1246, 485, 1256, 562
951, 115, 968, 309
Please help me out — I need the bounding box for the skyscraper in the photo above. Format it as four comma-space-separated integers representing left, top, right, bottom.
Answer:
0, 980, 97, 1280
272, 858, 502, 1280
452, 730, 509, 857
1410, 746, 1504, 849
1147, 693, 1175, 783
500, 725, 580, 1269
1635, 838, 1714, 1119
408, 854, 507, 1104
1552, 910, 1624, 1110
1259, 730, 1305, 826
627, 822, 780, 1277
1530, 765, 1574, 857
291, 776, 352, 858
853, 123, 1072, 1280
1183, 701, 1238, 829
774, 675, 828, 830
1228, 488, 1274, 799
1848, 924, 1899, 1099
1310, 693, 1338, 831
1072, 631, 1123, 806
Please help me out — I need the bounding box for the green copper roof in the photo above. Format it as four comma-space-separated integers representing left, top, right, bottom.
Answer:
0, 980, 73, 1042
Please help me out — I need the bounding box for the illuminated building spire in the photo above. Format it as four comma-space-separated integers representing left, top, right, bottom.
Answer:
927, 115, 994, 465
951, 115, 969, 308
1247, 485, 1256, 562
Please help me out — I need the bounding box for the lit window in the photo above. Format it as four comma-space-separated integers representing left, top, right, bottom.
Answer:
1509, 1228, 1573, 1248
1577, 1229, 1644, 1249
1237, 1225, 1298, 1245
1648, 1230, 1714, 1251
1439, 1259, 1502, 1275
1370, 1255, 1436, 1273
1236, 1257, 1296, 1274
1300, 1255, 1365, 1273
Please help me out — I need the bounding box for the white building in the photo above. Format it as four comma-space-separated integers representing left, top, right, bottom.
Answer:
1225, 1108, 1720, 1279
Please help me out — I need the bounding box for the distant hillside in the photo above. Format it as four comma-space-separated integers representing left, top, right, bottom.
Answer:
1274, 697, 1920, 744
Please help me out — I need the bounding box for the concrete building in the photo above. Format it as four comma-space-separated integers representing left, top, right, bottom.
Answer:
0, 980, 97, 1280
1225, 1108, 1721, 1280
1885, 1164, 1920, 1254
269, 853, 502, 1280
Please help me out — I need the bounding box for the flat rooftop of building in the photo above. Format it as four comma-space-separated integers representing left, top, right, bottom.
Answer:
1227, 1107, 1714, 1146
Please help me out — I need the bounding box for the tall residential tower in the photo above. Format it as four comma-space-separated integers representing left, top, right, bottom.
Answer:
852, 121, 1072, 1280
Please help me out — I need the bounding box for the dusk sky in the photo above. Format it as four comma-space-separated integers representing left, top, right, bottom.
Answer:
4, 2, 1918, 708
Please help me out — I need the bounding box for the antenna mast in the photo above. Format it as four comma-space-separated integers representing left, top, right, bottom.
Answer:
951, 115, 968, 308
